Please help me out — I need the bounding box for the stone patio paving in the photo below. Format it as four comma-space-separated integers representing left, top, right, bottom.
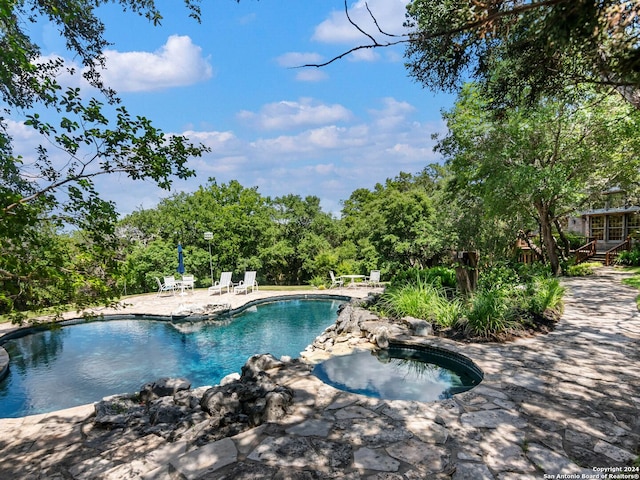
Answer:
0, 269, 638, 479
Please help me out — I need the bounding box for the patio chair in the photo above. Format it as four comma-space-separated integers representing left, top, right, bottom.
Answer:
155, 276, 176, 297
234, 271, 258, 294
208, 271, 233, 295
329, 271, 343, 289
365, 270, 381, 287
181, 275, 195, 294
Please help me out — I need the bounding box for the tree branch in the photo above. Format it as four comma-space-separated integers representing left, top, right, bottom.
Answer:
300, 0, 566, 68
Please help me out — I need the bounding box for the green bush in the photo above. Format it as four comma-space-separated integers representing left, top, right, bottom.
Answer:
376, 263, 565, 340
565, 262, 599, 276
309, 275, 327, 288
389, 266, 457, 290
524, 276, 565, 315
477, 263, 520, 292
558, 232, 587, 250
616, 246, 640, 266
515, 262, 553, 280
380, 280, 462, 328
460, 287, 520, 339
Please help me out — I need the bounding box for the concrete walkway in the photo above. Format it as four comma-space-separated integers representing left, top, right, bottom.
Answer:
0, 269, 638, 478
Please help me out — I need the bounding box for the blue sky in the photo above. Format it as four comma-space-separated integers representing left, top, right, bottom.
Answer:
13, 0, 455, 216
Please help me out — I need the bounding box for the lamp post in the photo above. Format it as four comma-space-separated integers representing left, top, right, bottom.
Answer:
204, 231, 214, 287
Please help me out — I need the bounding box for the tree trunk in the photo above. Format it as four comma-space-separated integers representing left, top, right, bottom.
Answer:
535, 201, 561, 276
553, 218, 570, 259
454, 250, 479, 296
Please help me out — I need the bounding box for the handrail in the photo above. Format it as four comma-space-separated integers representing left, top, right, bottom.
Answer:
574, 239, 597, 264
605, 236, 631, 266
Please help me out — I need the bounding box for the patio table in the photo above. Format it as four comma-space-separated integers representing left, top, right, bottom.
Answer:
174, 281, 189, 296
340, 274, 366, 288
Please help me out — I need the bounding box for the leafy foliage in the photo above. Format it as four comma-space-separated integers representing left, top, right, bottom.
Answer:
461, 287, 520, 339
565, 262, 600, 276
388, 266, 457, 291
380, 279, 462, 328
379, 263, 564, 340
437, 85, 640, 275
405, 0, 640, 109
616, 245, 640, 266
0, 1, 208, 318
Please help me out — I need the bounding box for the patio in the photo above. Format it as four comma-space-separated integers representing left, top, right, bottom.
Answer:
0, 269, 637, 478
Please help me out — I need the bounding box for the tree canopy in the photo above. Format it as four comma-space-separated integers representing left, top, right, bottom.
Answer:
404, 0, 640, 108
437, 85, 640, 275
0, 1, 208, 317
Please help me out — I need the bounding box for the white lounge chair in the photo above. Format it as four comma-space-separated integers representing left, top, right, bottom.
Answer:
329, 271, 343, 288
208, 271, 233, 295
234, 271, 258, 294
365, 270, 381, 287
156, 276, 175, 297
163, 276, 178, 294
181, 275, 195, 294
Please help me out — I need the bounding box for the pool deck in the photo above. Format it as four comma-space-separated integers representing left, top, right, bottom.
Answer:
0, 270, 639, 478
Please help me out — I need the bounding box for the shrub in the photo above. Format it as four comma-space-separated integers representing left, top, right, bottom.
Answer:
558, 232, 587, 250
460, 287, 520, 339
389, 266, 457, 290
380, 280, 461, 328
477, 263, 520, 293
515, 262, 553, 280
617, 247, 640, 266
565, 262, 599, 277
525, 277, 565, 315
309, 275, 327, 288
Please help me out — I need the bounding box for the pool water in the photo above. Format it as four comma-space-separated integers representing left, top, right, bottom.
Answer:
312, 345, 482, 401
0, 298, 343, 418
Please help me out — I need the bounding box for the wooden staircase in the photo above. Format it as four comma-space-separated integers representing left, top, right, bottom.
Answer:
573, 237, 631, 266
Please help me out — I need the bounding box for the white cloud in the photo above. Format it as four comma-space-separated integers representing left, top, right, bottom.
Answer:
294, 69, 329, 82
36, 35, 213, 93
10, 94, 445, 217
99, 35, 213, 92
250, 125, 368, 155
276, 52, 324, 67
313, 0, 409, 45
238, 98, 352, 131
276, 53, 329, 82
182, 130, 240, 153
349, 48, 381, 62
368, 97, 416, 129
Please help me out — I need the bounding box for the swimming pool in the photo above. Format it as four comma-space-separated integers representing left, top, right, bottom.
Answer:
312, 344, 482, 401
0, 298, 344, 418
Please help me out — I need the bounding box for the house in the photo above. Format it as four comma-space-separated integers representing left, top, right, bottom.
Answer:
567, 189, 640, 263
568, 206, 640, 251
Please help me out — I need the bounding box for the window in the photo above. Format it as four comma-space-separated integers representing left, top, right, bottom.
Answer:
628, 213, 640, 237
590, 216, 604, 240
608, 215, 623, 241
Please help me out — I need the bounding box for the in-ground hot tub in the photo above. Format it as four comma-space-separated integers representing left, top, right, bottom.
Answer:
312, 343, 483, 402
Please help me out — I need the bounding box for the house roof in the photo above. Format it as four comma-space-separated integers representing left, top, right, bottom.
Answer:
578, 206, 640, 216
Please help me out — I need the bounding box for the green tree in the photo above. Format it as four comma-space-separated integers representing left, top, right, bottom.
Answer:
404, 0, 640, 108
0, 1, 209, 316
438, 85, 640, 275
340, 171, 450, 275
267, 194, 339, 284
119, 179, 276, 288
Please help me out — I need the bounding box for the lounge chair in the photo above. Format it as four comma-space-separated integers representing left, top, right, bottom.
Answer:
156, 276, 175, 297
234, 271, 258, 294
365, 270, 381, 287
208, 271, 233, 295
329, 271, 343, 289
181, 275, 195, 294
